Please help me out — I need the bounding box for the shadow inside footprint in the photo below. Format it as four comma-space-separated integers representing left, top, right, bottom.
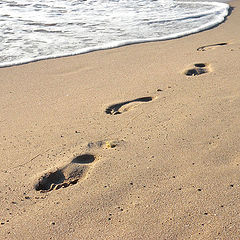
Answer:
194, 63, 206, 68
105, 96, 153, 115
184, 63, 209, 76
197, 42, 228, 51
71, 154, 95, 164
35, 154, 95, 192
185, 68, 207, 76
35, 170, 65, 191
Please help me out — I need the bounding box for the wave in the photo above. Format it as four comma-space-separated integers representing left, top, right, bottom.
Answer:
0, 1, 229, 68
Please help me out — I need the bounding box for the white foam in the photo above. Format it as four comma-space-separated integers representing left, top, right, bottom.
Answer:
0, 1, 229, 68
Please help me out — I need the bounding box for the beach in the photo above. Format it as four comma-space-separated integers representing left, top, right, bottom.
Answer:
1, 0, 240, 239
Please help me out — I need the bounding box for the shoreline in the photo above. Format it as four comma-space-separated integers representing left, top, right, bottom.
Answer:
1, 0, 240, 239
0, 1, 230, 69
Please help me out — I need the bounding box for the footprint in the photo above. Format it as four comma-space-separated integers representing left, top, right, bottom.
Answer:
105, 96, 154, 115
184, 63, 210, 76
197, 42, 228, 51
35, 154, 95, 192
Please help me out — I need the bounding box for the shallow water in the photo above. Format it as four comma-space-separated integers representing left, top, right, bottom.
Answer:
0, 0, 229, 67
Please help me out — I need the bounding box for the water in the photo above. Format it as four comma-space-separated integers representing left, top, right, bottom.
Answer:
0, 0, 229, 67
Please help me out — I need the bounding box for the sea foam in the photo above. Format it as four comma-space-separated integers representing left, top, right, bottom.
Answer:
0, 0, 229, 67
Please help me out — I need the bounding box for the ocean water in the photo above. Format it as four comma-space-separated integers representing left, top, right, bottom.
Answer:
0, 0, 229, 67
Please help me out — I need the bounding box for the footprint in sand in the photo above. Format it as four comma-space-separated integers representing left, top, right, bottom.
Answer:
197, 42, 228, 51
35, 154, 95, 192
184, 63, 211, 76
105, 96, 154, 115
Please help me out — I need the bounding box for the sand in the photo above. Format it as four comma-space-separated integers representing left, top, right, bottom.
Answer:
1, 1, 240, 239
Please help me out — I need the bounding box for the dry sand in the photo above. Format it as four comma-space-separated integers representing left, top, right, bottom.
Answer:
1, 1, 240, 239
